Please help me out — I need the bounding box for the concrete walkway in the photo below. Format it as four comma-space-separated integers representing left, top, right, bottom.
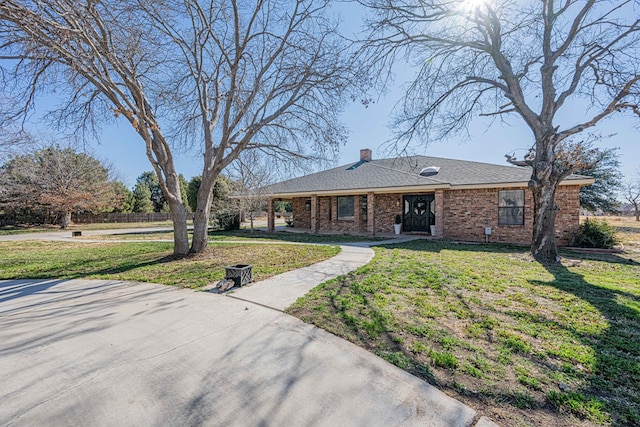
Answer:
0, 229, 497, 426
228, 239, 414, 311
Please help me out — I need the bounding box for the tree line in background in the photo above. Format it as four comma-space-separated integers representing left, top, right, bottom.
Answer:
0, 145, 119, 227
0, 144, 286, 229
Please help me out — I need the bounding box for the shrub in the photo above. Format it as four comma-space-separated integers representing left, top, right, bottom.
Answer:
212, 211, 240, 231
573, 218, 619, 248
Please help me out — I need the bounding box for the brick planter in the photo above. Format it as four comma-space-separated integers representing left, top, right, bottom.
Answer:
225, 264, 253, 287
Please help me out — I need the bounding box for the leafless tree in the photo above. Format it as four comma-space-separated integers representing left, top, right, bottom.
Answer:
0, 0, 353, 255
0, 127, 34, 157
229, 151, 274, 233
625, 169, 640, 222
359, 0, 640, 262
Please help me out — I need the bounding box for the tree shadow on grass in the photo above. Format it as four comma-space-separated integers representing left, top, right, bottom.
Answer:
329, 239, 640, 424
1, 253, 177, 284
532, 259, 640, 426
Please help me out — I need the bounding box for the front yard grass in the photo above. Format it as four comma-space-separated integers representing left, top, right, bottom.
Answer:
287, 240, 640, 427
0, 241, 339, 288
0, 221, 181, 235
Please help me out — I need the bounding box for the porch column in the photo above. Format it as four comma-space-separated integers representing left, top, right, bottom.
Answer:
267, 198, 275, 232
367, 192, 375, 236
354, 194, 361, 233
311, 194, 318, 233
434, 189, 444, 238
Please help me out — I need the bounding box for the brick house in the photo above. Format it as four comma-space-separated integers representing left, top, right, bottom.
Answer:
264, 149, 593, 246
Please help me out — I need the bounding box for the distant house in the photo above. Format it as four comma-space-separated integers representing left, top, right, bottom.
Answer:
263, 149, 594, 246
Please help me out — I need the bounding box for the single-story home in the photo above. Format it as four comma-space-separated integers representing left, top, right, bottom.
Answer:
263, 149, 594, 245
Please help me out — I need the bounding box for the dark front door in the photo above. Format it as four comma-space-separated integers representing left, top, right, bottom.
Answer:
403, 195, 435, 233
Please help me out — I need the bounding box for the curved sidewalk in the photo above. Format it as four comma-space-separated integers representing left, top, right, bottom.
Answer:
226, 242, 375, 310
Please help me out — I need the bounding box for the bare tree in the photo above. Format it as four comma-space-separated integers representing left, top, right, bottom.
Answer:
229, 151, 273, 233
0, 127, 34, 157
625, 169, 640, 222
0, 0, 353, 255
359, 0, 640, 261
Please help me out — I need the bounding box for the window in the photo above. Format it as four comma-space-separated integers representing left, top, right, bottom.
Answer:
337, 196, 354, 220
305, 199, 311, 211
499, 190, 525, 225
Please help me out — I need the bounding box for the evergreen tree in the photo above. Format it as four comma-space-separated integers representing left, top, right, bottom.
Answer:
109, 182, 135, 213
135, 171, 167, 212
132, 182, 154, 213
179, 174, 190, 213
575, 148, 623, 213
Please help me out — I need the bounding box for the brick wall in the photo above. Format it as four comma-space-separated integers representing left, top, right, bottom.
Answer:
373, 193, 403, 234
554, 185, 581, 246
442, 185, 580, 246
290, 185, 581, 245
292, 198, 311, 229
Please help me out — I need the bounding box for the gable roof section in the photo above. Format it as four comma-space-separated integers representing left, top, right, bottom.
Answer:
266, 155, 593, 197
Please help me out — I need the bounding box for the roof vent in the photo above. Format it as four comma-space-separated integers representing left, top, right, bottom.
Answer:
419, 166, 440, 177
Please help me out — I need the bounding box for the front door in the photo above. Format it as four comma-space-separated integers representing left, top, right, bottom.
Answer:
403, 195, 435, 233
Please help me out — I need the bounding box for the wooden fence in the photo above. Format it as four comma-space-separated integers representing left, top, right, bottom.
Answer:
71, 212, 191, 224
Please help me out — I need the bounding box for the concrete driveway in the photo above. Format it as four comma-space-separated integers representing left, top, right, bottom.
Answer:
0, 278, 480, 426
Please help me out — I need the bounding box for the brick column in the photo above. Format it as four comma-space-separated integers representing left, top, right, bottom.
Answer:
367, 192, 375, 236
311, 194, 318, 233
267, 199, 275, 232
434, 189, 444, 238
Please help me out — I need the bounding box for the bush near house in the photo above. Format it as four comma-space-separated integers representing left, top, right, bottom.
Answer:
573, 218, 619, 249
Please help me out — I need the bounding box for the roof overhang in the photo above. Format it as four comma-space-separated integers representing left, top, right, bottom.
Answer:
264, 177, 594, 199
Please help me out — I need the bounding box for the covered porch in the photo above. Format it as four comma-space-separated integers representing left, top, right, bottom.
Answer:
265, 191, 444, 238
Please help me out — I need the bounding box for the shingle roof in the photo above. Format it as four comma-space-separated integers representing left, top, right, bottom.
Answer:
266, 155, 592, 196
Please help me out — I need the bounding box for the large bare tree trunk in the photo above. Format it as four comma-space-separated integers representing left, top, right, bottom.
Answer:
60, 212, 72, 229
169, 202, 189, 256
190, 173, 216, 253
530, 181, 559, 262
529, 137, 562, 263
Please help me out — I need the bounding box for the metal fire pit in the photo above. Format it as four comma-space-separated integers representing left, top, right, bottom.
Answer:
225, 264, 253, 287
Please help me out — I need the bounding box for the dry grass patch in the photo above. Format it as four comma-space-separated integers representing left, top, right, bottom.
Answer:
0, 241, 339, 288
590, 215, 640, 252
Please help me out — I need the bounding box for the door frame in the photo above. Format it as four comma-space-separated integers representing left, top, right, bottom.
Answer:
402, 194, 436, 233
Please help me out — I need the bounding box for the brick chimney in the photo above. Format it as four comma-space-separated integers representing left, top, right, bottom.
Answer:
360, 148, 372, 162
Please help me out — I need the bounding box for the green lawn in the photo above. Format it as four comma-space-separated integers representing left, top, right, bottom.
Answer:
287, 240, 640, 427
0, 221, 179, 235
0, 241, 339, 288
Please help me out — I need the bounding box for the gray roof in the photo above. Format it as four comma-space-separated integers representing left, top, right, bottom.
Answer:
266, 155, 592, 196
